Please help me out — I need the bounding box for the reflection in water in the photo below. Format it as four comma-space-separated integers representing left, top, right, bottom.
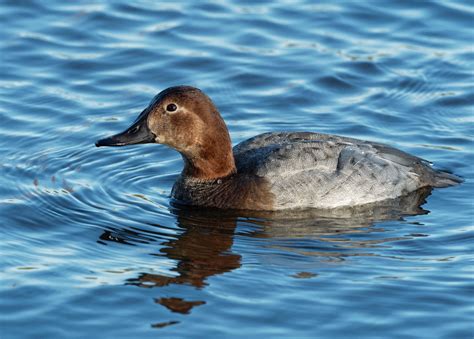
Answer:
100, 188, 433, 326
151, 320, 180, 329
155, 297, 206, 315
125, 213, 240, 290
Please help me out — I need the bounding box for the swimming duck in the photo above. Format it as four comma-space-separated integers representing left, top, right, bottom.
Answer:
96, 86, 461, 210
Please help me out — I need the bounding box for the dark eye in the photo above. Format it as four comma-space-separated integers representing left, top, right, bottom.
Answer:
166, 103, 177, 112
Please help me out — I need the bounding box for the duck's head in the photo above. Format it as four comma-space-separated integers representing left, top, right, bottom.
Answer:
96, 86, 236, 179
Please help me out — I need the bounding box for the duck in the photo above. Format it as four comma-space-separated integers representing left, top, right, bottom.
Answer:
95, 86, 462, 211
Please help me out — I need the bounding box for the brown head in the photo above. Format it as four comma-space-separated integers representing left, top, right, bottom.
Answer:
96, 86, 236, 180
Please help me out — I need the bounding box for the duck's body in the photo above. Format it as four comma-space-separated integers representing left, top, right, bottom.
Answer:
173, 131, 460, 210
96, 86, 461, 211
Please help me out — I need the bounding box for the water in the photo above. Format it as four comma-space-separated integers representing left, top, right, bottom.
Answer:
1, 0, 473, 337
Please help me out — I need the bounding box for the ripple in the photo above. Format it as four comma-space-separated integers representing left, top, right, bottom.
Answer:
316, 75, 358, 93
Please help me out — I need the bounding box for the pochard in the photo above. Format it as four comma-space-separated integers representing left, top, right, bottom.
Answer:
96, 86, 461, 211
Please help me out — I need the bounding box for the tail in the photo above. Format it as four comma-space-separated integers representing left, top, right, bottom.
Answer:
431, 169, 464, 188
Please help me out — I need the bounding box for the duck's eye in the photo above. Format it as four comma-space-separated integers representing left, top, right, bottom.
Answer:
166, 103, 177, 112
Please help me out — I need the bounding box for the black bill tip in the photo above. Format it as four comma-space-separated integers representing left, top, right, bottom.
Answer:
95, 137, 124, 147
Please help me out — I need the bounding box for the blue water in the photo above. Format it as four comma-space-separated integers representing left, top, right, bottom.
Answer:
1, 0, 473, 337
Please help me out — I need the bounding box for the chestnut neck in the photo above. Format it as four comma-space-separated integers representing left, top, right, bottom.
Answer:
181, 135, 237, 181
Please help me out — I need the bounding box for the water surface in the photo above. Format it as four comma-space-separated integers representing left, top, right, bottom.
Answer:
1, 0, 473, 337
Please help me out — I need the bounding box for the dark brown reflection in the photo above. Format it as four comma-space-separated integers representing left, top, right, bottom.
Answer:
155, 297, 206, 314
151, 320, 180, 329
125, 210, 241, 289
120, 209, 242, 321
99, 187, 433, 324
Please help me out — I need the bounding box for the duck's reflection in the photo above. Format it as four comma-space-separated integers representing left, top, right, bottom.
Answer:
99, 187, 432, 324
126, 211, 241, 290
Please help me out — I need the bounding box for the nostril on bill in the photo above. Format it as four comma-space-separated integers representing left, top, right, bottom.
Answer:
129, 125, 140, 134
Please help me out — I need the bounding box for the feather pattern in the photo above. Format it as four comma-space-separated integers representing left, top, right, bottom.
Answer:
233, 132, 461, 209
